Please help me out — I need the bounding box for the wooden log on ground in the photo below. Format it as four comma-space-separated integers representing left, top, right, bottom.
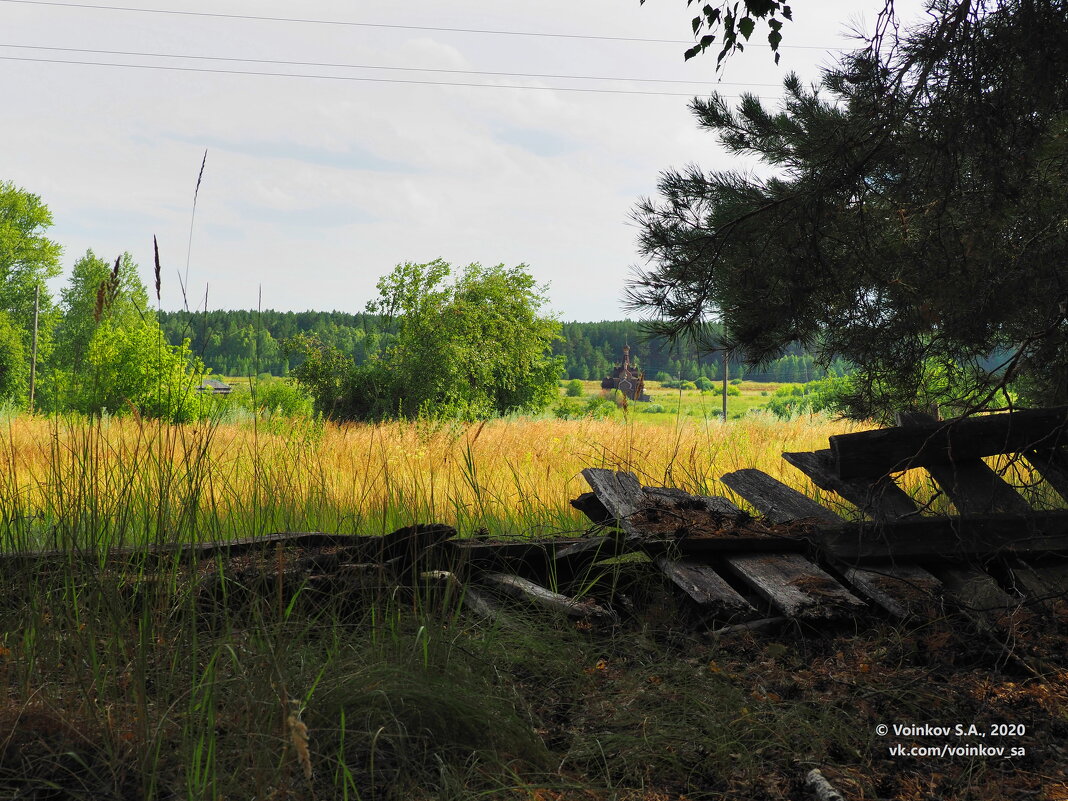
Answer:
829, 406, 1068, 480
719, 468, 843, 525
479, 572, 619, 622
421, 570, 516, 626
805, 768, 846, 801
722, 553, 866, 621
706, 616, 789, 638
782, 449, 919, 522
654, 557, 758, 621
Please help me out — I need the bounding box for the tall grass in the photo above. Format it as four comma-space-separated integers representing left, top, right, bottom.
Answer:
0, 412, 862, 551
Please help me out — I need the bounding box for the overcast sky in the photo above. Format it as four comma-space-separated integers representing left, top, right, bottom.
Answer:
2, 0, 925, 321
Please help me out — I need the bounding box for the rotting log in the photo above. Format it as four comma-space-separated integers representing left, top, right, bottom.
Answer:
654, 557, 758, 620
479, 572, 618, 622
706, 616, 788, 638
722, 553, 866, 621
421, 570, 515, 626
829, 406, 1068, 480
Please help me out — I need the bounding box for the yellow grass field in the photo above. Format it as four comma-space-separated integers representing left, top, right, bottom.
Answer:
0, 412, 866, 548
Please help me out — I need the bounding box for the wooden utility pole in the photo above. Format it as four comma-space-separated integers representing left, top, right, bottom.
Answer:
28, 283, 40, 414
722, 350, 728, 422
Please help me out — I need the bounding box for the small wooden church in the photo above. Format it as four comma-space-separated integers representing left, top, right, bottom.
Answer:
601, 345, 650, 401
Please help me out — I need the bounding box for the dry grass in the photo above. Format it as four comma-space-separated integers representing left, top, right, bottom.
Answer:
0, 413, 865, 547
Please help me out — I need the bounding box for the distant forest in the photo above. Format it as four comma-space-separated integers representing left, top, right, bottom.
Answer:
157, 311, 851, 383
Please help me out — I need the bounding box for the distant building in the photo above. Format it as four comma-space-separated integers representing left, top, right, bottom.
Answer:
601, 345, 650, 401
195, 378, 232, 395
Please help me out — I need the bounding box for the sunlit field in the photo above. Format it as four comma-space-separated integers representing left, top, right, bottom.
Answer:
0, 410, 863, 550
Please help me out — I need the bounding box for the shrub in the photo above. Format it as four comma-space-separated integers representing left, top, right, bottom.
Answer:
643, 403, 666, 413
726, 385, 741, 396
694, 376, 714, 391
565, 379, 584, 397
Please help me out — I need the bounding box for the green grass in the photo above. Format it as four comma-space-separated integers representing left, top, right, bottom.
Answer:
560, 379, 786, 422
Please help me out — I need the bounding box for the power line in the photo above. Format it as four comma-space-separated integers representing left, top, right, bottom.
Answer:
0, 0, 835, 49
0, 53, 766, 96
0, 42, 783, 87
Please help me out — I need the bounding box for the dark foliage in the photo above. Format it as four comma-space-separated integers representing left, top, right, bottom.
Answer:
629, 0, 1068, 420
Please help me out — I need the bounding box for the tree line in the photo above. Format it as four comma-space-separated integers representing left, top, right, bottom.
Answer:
156, 311, 848, 384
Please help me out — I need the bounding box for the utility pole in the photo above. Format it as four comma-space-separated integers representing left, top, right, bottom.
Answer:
722, 349, 728, 422
29, 283, 40, 414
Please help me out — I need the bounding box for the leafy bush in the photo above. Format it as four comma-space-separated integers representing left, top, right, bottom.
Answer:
643, 403, 667, 413
726, 385, 741, 396
661, 379, 697, 390
654, 371, 672, 383
694, 376, 714, 391
565, 379, 584, 397
763, 377, 849, 419
245, 379, 314, 417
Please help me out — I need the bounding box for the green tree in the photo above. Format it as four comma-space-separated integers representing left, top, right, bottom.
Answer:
0, 181, 62, 386
49, 251, 204, 420
630, 1, 1068, 420
0, 310, 27, 403
290, 260, 563, 421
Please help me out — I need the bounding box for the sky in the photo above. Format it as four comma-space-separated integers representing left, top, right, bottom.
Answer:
1, 0, 926, 321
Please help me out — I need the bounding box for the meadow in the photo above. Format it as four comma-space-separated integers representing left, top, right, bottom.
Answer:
0, 404, 1062, 800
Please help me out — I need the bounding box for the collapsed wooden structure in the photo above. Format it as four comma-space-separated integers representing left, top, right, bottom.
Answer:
8, 408, 1068, 656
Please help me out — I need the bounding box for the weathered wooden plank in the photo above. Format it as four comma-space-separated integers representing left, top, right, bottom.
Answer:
842, 563, 943, 619
924, 460, 1033, 516
723, 553, 867, 620
1005, 559, 1068, 609
642, 486, 742, 517
581, 468, 647, 537
654, 557, 758, 620
931, 564, 1018, 613
782, 450, 919, 522
892, 410, 1033, 516
817, 511, 1068, 562
480, 572, 618, 622
1024, 447, 1068, 504
570, 492, 613, 525
641, 535, 809, 556
719, 468, 842, 525
829, 406, 1068, 480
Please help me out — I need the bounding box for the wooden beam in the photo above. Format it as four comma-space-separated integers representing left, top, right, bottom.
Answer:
841, 563, 943, 619
829, 406, 1068, 480
817, 511, 1068, 562
654, 557, 758, 620
719, 468, 842, 524
1024, 447, 1068, 505
1005, 559, 1068, 610
723, 553, 866, 620
782, 450, 919, 522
